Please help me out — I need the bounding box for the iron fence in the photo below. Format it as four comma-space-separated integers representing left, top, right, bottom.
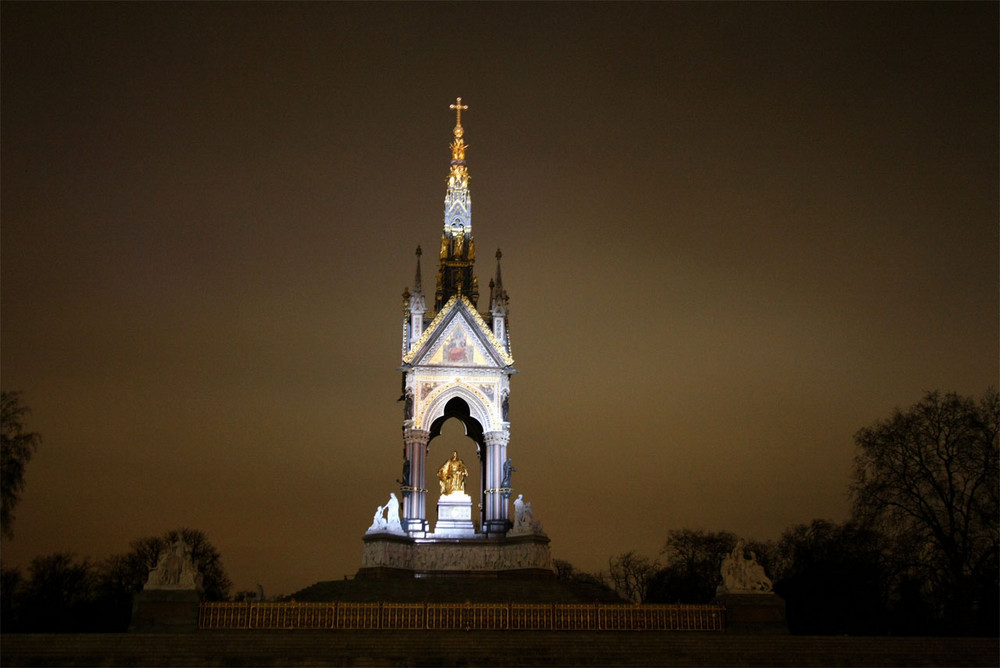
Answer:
198, 601, 725, 631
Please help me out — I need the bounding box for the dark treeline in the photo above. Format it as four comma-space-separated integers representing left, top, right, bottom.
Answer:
1, 528, 230, 633
602, 521, 990, 635
2, 391, 995, 635
600, 390, 999, 637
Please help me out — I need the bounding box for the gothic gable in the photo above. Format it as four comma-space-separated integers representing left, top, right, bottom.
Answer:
404, 296, 513, 369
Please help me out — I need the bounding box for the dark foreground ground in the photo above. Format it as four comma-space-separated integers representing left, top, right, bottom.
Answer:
2, 632, 997, 667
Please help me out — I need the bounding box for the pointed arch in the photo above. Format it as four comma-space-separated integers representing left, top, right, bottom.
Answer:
428, 396, 486, 453
419, 382, 496, 434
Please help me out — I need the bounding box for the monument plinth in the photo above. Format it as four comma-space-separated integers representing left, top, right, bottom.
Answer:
129, 539, 203, 632
713, 539, 788, 634
357, 98, 554, 579
360, 532, 554, 578
434, 491, 477, 537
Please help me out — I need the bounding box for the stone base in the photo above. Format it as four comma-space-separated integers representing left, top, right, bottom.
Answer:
433, 492, 477, 538
482, 519, 512, 537
402, 518, 430, 536
713, 593, 788, 634
128, 590, 200, 633
360, 532, 555, 577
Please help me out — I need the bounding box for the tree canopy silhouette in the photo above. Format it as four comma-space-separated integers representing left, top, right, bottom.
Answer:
607, 550, 659, 603
772, 520, 889, 635
1, 391, 42, 539
2, 527, 233, 632
645, 529, 737, 604
850, 389, 999, 634
107, 527, 232, 602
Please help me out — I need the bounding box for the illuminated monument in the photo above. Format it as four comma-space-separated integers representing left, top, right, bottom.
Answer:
360, 99, 553, 576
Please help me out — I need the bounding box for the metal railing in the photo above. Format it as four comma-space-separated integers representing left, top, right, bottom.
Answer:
199, 601, 725, 632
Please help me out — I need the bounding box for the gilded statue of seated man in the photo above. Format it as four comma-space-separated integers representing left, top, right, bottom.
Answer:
437, 450, 468, 495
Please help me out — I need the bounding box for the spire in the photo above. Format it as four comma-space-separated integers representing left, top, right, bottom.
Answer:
489, 248, 510, 350
435, 97, 478, 311
409, 246, 425, 315
493, 249, 503, 294
413, 245, 423, 292
490, 248, 508, 317
406, 246, 427, 352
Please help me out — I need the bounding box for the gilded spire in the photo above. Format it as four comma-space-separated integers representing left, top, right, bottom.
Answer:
450, 97, 468, 139
436, 97, 477, 310
444, 96, 470, 215
448, 97, 469, 170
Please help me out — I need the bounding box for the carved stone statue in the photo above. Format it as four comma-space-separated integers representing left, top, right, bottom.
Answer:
718, 539, 773, 594
367, 493, 405, 535
143, 539, 203, 591
132, 538, 203, 631
437, 450, 468, 495
367, 505, 387, 533
510, 493, 544, 535
501, 457, 516, 489
385, 492, 403, 533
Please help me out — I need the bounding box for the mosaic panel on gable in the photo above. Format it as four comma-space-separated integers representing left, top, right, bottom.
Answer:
423, 320, 496, 368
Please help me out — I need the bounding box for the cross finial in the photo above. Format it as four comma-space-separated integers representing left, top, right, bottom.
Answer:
450, 97, 468, 127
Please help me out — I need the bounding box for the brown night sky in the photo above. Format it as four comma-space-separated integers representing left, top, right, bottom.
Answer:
2, 3, 997, 596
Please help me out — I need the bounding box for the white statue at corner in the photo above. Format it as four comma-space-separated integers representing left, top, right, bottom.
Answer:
367, 504, 387, 533
366, 493, 405, 535
717, 538, 773, 594
143, 539, 203, 591
509, 494, 545, 536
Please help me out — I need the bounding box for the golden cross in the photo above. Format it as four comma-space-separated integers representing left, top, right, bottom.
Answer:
449, 97, 468, 126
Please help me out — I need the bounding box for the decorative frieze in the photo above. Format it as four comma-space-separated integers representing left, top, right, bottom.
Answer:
362, 534, 554, 573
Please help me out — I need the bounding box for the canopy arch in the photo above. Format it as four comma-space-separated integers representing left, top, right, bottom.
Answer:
428, 396, 485, 456
419, 382, 497, 434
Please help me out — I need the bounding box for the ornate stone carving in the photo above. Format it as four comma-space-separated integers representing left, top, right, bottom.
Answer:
361, 536, 554, 573
717, 539, 773, 594
509, 494, 545, 536
367, 505, 387, 533
143, 539, 203, 591
433, 491, 477, 538
366, 493, 405, 535
385, 493, 403, 533
403, 428, 431, 447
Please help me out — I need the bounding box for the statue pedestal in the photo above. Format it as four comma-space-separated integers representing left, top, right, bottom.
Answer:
129, 590, 200, 633
433, 492, 477, 538
713, 593, 788, 634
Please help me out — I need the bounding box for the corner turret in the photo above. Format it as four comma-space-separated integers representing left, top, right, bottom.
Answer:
407, 246, 426, 345
489, 249, 510, 352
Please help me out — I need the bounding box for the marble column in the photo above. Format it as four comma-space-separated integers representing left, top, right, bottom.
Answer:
482, 429, 510, 535
401, 428, 430, 536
